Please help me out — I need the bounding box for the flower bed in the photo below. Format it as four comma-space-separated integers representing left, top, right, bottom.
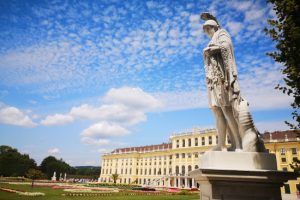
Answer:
63, 188, 118, 193
0, 187, 45, 196
63, 193, 113, 196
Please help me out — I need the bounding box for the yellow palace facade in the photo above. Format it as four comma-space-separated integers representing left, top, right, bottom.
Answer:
99, 128, 300, 194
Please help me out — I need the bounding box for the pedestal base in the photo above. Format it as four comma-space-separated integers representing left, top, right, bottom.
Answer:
190, 168, 297, 200
190, 152, 298, 200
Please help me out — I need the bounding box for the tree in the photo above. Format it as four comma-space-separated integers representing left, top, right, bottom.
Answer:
265, 0, 300, 129
73, 166, 100, 179
110, 173, 119, 184
26, 169, 44, 188
0, 146, 37, 177
40, 156, 74, 179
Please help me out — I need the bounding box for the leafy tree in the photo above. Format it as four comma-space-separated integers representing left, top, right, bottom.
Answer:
0, 145, 37, 176
265, 0, 300, 129
40, 156, 74, 179
26, 169, 44, 187
73, 166, 100, 179
110, 173, 119, 184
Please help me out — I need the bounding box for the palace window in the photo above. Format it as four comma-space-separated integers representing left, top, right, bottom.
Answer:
176, 166, 179, 175
292, 148, 297, 155
169, 155, 172, 159
149, 169, 151, 175
144, 169, 147, 175
216, 136, 218, 144
176, 153, 179, 158
182, 153, 185, 158
176, 140, 179, 148
188, 165, 192, 172
281, 157, 286, 163
188, 138, 192, 147
164, 168, 166, 175
158, 168, 161, 175
209, 136, 212, 145
188, 153, 192, 158
182, 139, 185, 147
202, 137, 205, 146
293, 157, 298, 162
136, 169, 138, 175
282, 167, 288, 171
280, 148, 286, 155
194, 152, 199, 158
169, 168, 172, 174
181, 165, 185, 175
129, 169, 132, 174
195, 138, 198, 146
195, 165, 199, 169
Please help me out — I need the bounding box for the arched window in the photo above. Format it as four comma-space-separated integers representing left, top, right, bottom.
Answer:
182, 139, 185, 147
182, 165, 185, 175
195, 165, 199, 169
176, 166, 179, 175
188, 138, 192, 146
188, 165, 192, 172
195, 138, 198, 146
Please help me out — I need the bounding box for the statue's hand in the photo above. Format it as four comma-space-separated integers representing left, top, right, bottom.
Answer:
208, 45, 220, 52
203, 47, 210, 56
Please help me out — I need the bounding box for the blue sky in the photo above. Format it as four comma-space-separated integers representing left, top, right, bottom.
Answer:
0, 0, 293, 166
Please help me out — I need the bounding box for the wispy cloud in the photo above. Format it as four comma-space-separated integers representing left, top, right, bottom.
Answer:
48, 148, 60, 155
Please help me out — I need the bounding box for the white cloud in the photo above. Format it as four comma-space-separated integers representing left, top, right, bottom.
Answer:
48, 148, 60, 155
81, 121, 129, 138
40, 114, 74, 126
226, 21, 243, 36
245, 8, 265, 22
70, 103, 146, 126
230, 1, 253, 11
0, 104, 36, 127
70, 104, 101, 119
97, 148, 111, 154
153, 90, 208, 111
103, 87, 162, 111
81, 137, 111, 146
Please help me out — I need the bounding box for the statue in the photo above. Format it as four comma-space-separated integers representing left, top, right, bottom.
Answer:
51, 171, 56, 181
200, 13, 265, 152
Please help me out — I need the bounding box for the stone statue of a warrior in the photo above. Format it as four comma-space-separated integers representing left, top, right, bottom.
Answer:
200, 12, 265, 152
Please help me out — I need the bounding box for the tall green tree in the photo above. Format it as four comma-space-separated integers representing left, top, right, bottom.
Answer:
0, 146, 37, 176
40, 156, 74, 179
265, 0, 300, 129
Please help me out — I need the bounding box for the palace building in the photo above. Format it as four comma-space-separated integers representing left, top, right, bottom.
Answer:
99, 128, 300, 194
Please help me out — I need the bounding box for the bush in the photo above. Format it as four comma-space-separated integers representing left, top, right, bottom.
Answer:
178, 190, 191, 195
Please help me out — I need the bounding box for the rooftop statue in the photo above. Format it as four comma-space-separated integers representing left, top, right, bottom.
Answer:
200, 12, 265, 152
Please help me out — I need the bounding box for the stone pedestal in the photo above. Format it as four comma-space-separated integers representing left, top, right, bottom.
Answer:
189, 151, 298, 200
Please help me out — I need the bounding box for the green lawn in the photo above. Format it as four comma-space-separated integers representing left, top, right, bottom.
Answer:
0, 183, 199, 200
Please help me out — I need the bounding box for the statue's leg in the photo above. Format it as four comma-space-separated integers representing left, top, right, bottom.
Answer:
211, 106, 227, 151
221, 106, 242, 150
226, 125, 236, 151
